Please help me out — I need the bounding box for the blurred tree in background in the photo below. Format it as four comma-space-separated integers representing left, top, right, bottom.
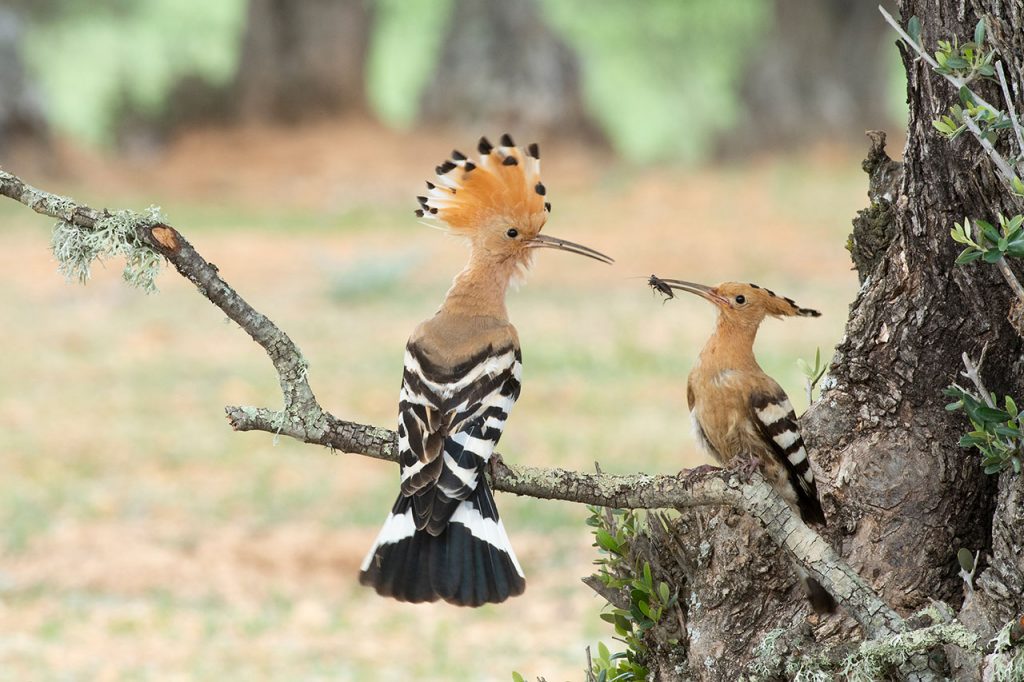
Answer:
720, 0, 899, 155
234, 0, 374, 122
0, 6, 49, 158
418, 0, 602, 142
3, 0, 902, 161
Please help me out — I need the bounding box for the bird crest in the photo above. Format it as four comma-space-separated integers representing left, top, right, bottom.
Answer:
415, 134, 550, 240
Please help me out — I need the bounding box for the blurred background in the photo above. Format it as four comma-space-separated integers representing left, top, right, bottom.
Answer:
0, 1, 901, 679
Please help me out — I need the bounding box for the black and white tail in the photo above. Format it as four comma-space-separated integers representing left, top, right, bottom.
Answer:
359, 481, 525, 606
750, 390, 836, 614
750, 391, 826, 526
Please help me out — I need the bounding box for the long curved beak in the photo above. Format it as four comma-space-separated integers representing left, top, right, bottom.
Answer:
527, 234, 614, 264
650, 276, 728, 306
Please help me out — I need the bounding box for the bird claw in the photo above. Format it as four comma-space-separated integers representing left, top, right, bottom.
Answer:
729, 455, 762, 483
683, 464, 721, 478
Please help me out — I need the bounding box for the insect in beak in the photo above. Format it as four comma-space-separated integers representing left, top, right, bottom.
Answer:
649, 276, 730, 307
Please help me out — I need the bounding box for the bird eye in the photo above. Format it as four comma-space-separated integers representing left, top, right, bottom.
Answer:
735, 295, 746, 304
506, 228, 519, 238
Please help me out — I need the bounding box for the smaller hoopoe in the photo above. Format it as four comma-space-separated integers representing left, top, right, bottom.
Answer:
359, 134, 613, 607
649, 275, 836, 614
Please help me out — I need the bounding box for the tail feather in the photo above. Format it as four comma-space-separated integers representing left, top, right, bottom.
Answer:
359, 485, 525, 606
797, 568, 837, 614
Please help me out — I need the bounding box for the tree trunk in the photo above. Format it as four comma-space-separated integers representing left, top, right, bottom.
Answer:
418, 0, 603, 142
0, 7, 48, 159
233, 0, 373, 123
718, 0, 898, 155
632, 2, 1024, 678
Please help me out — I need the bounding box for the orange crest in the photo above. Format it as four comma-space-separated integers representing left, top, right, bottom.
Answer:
415, 134, 550, 239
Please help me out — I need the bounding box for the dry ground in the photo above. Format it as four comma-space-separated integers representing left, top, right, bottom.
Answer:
0, 121, 867, 681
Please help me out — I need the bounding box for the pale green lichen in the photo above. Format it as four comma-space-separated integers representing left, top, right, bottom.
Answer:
51, 205, 165, 293
988, 618, 1024, 682
750, 604, 982, 681
840, 619, 979, 681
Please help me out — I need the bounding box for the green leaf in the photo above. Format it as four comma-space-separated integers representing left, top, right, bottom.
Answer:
960, 434, 988, 447
978, 63, 995, 77
1012, 176, 1024, 196
1006, 396, 1018, 417
658, 582, 670, 604
979, 220, 1000, 243
512, 672, 526, 682
600, 613, 617, 624
957, 547, 975, 572
974, 18, 986, 47
975, 406, 1012, 423
955, 248, 983, 264
959, 87, 976, 106
1004, 243, 1024, 259
907, 16, 921, 45
643, 563, 653, 587
598, 641, 611, 662
596, 529, 622, 554
946, 400, 964, 411
946, 55, 969, 69
983, 249, 1004, 263
984, 462, 1005, 475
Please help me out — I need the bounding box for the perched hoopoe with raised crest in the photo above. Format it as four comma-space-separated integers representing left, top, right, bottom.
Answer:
649, 276, 836, 614
359, 134, 613, 606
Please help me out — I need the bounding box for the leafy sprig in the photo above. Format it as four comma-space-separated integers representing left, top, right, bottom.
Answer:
933, 87, 1010, 142
951, 213, 1024, 265
944, 386, 1023, 474
584, 506, 677, 682
931, 21, 996, 80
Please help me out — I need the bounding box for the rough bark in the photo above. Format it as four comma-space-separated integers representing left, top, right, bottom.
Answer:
809, 0, 1022, 618
0, 7, 48, 158
418, 0, 603, 142
234, 0, 373, 122
719, 0, 898, 154
623, 2, 1024, 678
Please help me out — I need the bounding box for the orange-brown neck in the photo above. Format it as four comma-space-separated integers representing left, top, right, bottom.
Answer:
440, 250, 520, 320
698, 313, 762, 372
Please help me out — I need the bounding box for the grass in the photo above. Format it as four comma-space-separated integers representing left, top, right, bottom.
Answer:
0, 127, 864, 680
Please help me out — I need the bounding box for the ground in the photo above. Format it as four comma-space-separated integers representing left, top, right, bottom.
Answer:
0, 121, 866, 681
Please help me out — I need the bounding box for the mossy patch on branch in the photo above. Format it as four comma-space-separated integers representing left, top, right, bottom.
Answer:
51, 206, 165, 293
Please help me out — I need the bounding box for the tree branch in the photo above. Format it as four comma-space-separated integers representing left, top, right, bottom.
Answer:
996, 61, 1024, 172
0, 168, 905, 638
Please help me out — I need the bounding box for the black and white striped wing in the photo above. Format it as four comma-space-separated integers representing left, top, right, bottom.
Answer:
397, 342, 522, 534
359, 341, 526, 605
750, 391, 826, 525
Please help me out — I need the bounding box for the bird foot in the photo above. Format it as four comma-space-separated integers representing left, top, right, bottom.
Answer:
683, 464, 721, 478
729, 455, 762, 483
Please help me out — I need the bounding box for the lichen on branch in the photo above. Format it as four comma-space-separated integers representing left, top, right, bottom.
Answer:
51, 206, 165, 292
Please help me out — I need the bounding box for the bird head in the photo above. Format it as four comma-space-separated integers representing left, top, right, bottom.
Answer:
416, 134, 612, 271
649, 276, 820, 328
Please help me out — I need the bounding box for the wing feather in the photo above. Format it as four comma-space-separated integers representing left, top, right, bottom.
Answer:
398, 340, 522, 534
749, 390, 826, 525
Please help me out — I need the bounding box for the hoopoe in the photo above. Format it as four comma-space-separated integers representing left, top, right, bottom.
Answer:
359, 134, 613, 606
649, 276, 836, 614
